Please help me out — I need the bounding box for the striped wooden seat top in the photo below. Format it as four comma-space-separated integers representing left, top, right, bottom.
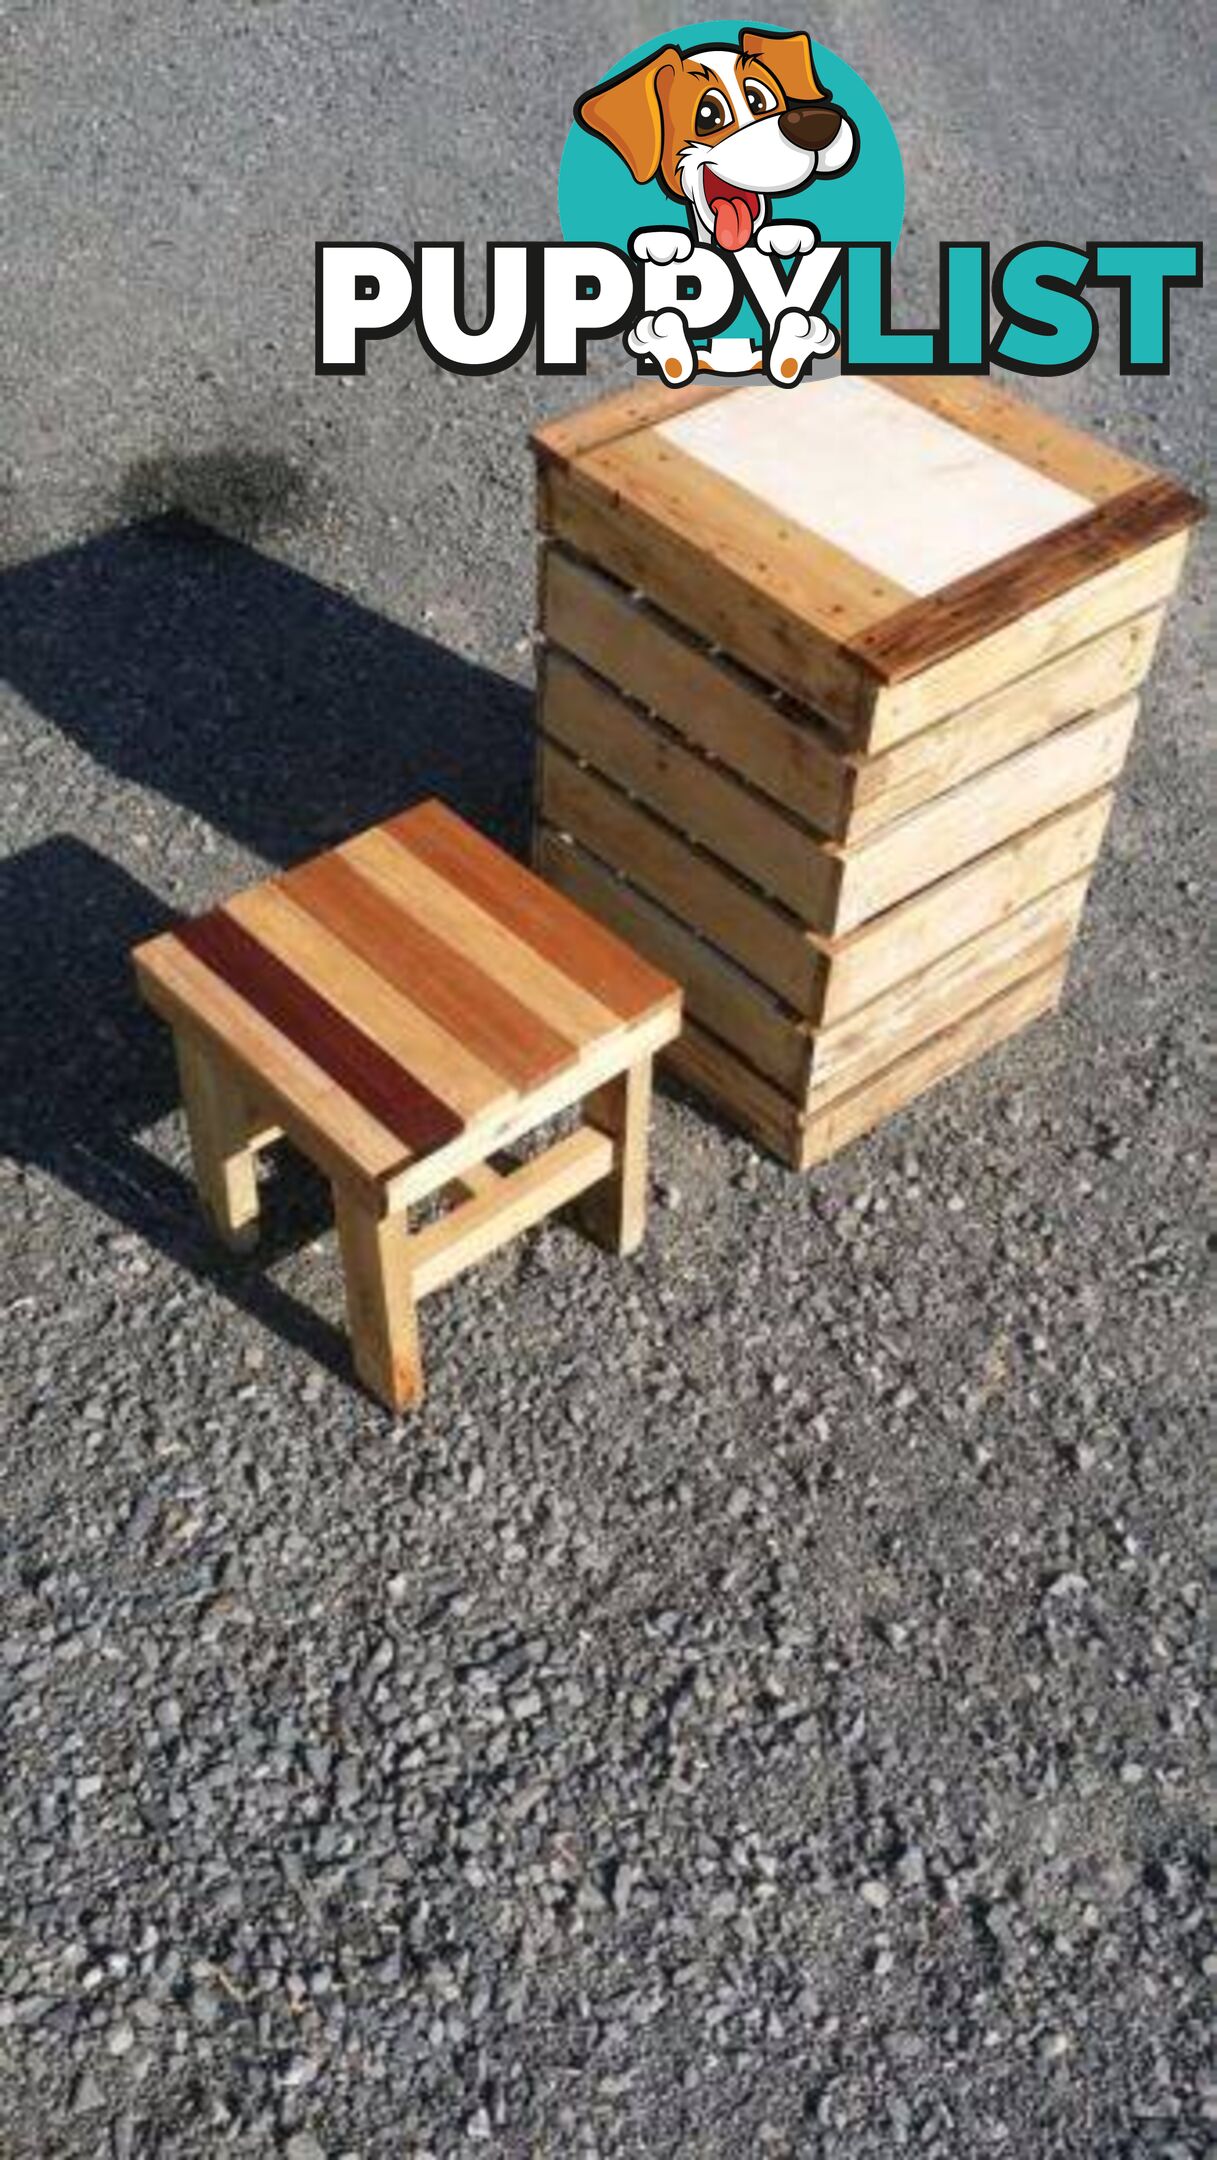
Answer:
134, 800, 680, 1196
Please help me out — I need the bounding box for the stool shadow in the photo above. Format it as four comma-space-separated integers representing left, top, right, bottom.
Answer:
0, 835, 367, 1384
1, 521, 533, 1390
0, 514, 534, 862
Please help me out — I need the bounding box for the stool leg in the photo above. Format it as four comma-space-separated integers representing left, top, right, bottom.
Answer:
579, 1055, 653, 1256
175, 1030, 261, 1252
333, 1185, 423, 1412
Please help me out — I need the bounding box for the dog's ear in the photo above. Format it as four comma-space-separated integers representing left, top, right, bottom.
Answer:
575, 45, 681, 184
739, 29, 828, 103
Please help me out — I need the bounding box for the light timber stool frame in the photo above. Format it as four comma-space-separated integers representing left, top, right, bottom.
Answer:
133, 801, 682, 1410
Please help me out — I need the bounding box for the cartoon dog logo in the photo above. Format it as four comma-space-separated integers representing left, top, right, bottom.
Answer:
575, 28, 857, 384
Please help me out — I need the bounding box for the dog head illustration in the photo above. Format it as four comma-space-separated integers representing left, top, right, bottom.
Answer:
575, 29, 857, 252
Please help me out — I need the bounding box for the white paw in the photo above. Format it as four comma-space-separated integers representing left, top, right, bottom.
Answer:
625, 308, 696, 385
766, 306, 837, 385
754, 222, 820, 259
631, 228, 694, 266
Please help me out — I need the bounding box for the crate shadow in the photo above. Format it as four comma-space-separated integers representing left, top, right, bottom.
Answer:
0, 513, 533, 862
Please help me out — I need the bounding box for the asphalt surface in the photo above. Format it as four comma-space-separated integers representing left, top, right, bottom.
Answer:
0, 3, 1212, 2156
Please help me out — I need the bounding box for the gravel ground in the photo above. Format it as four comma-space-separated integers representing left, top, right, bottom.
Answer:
1, 3, 1212, 2155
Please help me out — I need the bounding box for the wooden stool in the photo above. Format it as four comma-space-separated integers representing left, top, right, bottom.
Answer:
133, 801, 681, 1409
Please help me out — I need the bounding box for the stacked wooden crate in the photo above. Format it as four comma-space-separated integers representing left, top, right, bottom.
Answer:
532, 374, 1202, 1169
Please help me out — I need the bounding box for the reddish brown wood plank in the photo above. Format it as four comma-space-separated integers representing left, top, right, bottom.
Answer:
857, 474, 1206, 683
386, 799, 676, 1024
175, 911, 465, 1160
282, 852, 578, 1092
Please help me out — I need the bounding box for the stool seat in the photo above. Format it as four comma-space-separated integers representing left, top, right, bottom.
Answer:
134, 801, 681, 1408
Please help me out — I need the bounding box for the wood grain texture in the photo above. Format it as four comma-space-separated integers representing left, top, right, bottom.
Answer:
541, 546, 854, 834
538, 460, 872, 740
831, 695, 1137, 931
538, 753, 1114, 1030
383, 1000, 681, 1212
386, 796, 673, 1021
227, 881, 513, 1125
864, 529, 1188, 749
664, 1018, 804, 1163
538, 748, 827, 1013
821, 790, 1112, 1023
334, 1182, 422, 1409
581, 426, 909, 640
283, 849, 577, 1092
540, 649, 843, 927
407, 1127, 614, 1297
540, 833, 808, 1094
666, 956, 1066, 1168
807, 877, 1087, 1097
544, 831, 1086, 1112
176, 909, 465, 1159
347, 826, 619, 1048
857, 476, 1203, 684
874, 375, 1153, 502
545, 659, 1132, 938
579, 1060, 654, 1256
848, 607, 1163, 836
798, 958, 1067, 1167
134, 935, 408, 1191
532, 376, 740, 468
174, 1028, 261, 1251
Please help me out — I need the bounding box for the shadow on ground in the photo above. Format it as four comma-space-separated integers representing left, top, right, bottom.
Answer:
0, 519, 536, 1389
0, 834, 369, 1382
0, 514, 533, 862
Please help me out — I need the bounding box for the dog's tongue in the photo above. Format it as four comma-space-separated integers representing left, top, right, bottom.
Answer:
712, 193, 754, 251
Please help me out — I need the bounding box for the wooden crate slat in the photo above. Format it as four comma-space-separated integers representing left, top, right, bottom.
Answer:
822, 790, 1112, 1022
539, 460, 872, 740
579, 423, 911, 641
532, 377, 739, 468
541, 823, 1088, 1110
540, 544, 854, 835
848, 607, 1163, 838
663, 1019, 805, 1162
537, 829, 809, 1096
538, 743, 826, 1012
539, 744, 1111, 1039
544, 541, 1163, 848
540, 647, 844, 926
832, 696, 1137, 931
807, 876, 1088, 1098
865, 530, 1188, 749
541, 646, 1134, 939
798, 959, 1068, 1168
857, 475, 1200, 686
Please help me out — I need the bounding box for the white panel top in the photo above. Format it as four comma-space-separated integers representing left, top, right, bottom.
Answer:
656, 377, 1090, 597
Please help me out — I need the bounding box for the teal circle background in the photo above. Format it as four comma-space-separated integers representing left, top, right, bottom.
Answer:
558, 19, 904, 334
